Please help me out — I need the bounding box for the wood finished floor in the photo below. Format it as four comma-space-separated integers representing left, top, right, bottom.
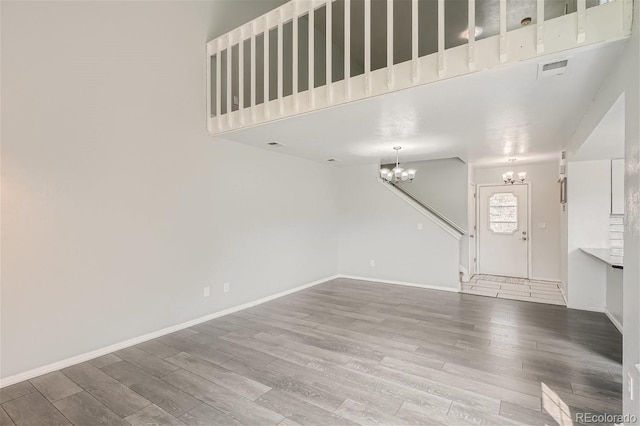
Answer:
1, 278, 622, 426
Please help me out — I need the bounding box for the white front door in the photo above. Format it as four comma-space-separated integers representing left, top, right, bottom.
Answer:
478, 184, 529, 278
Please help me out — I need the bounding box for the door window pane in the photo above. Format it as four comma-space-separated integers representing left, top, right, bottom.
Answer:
489, 192, 518, 233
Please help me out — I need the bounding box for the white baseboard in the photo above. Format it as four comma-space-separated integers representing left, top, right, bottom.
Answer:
338, 274, 461, 293
567, 304, 605, 313
0, 274, 340, 388
605, 309, 623, 334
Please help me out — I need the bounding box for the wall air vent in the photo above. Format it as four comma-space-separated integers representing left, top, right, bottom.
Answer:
327, 158, 337, 162
538, 59, 569, 78
267, 142, 284, 147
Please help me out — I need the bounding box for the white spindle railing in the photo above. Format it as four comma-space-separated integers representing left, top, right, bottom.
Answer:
344, 0, 351, 99
264, 14, 270, 119
386, 0, 393, 89
411, 0, 418, 83
499, 0, 507, 62
437, 0, 445, 77
468, 0, 476, 70
205, 0, 623, 134
577, 0, 586, 43
309, 3, 315, 107
537, 0, 545, 53
326, 0, 332, 104
364, 0, 371, 95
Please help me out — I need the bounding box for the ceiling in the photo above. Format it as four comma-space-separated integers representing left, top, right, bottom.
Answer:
572, 93, 625, 161
219, 38, 625, 167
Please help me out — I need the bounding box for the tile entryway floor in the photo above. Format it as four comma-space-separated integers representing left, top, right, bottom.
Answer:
462, 274, 566, 306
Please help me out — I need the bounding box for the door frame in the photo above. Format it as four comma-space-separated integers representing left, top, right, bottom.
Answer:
475, 183, 533, 280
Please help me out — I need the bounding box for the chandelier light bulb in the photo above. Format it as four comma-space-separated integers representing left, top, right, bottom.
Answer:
379, 146, 417, 183
502, 161, 526, 184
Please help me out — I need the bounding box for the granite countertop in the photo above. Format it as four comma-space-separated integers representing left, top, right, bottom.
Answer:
580, 248, 623, 269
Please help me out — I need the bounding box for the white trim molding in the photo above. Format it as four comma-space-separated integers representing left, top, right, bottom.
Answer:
338, 274, 461, 293
0, 274, 340, 388
377, 177, 464, 240
604, 309, 623, 334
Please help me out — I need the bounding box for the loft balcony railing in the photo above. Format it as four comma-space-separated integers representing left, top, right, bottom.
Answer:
206, 0, 632, 135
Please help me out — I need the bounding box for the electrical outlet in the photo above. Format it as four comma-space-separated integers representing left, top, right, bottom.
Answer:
417, 223, 423, 230
203, 286, 210, 297
628, 373, 634, 400
224, 282, 230, 293
370, 260, 375, 267
233, 95, 239, 105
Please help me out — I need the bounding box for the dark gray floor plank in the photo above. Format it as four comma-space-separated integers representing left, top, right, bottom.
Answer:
335, 398, 404, 425
180, 403, 244, 426
163, 368, 284, 425
220, 331, 323, 366
61, 362, 151, 417
30, 371, 82, 403
266, 358, 403, 414
186, 331, 278, 366
219, 357, 348, 413
0, 382, 35, 405
137, 339, 181, 359
101, 360, 201, 418
2, 392, 71, 426
53, 391, 128, 426
88, 353, 122, 369
256, 390, 357, 426
165, 352, 271, 401
395, 400, 458, 426
499, 400, 558, 426
158, 334, 234, 366
114, 346, 180, 378
0, 406, 16, 426
125, 404, 186, 426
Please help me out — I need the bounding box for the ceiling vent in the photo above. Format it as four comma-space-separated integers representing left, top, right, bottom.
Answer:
538, 59, 569, 78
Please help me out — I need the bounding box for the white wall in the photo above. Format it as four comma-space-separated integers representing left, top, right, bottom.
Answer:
472, 161, 561, 282
564, 1, 640, 415
338, 165, 460, 290
1, 1, 339, 380
395, 158, 468, 231
395, 157, 470, 279
622, 1, 640, 418
566, 160, 611, 311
